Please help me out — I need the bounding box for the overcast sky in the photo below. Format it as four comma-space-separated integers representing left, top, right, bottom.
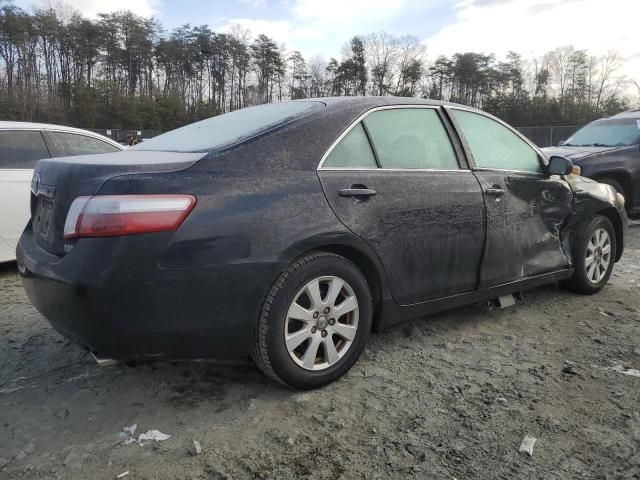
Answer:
16, 0, 640, 94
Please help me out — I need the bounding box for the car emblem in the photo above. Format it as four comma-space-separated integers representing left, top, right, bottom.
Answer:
31, 172, 40, 194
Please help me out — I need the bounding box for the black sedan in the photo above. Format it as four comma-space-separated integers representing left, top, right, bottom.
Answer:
17, 97, 627, 389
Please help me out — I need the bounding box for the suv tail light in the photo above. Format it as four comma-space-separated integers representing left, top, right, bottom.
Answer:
64, 194, 196, 240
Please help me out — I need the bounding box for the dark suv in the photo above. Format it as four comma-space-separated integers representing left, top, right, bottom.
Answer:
543, 109, 640, 219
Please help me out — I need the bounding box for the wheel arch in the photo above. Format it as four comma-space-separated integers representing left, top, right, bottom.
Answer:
283, 237, 391, 331
596, 207, 624, 262
592, 170, 633, 204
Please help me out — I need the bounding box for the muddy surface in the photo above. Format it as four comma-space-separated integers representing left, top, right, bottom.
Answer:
1, 225, 639, 480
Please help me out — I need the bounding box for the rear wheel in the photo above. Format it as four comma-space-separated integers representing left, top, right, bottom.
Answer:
252, 252, 372, 389
562, 215, 616, 294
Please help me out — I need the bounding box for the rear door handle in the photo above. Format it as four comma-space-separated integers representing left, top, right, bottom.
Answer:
339, 188, 377, 198
484, 187, 506, 197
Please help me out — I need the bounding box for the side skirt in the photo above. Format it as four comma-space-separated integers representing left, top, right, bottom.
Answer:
376, 269, 574, 330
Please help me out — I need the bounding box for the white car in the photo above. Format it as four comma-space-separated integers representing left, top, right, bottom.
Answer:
0, 122, 124, 262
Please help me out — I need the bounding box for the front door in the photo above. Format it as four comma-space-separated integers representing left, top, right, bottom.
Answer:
318, 106, 486, 305
448, 108, 573, 288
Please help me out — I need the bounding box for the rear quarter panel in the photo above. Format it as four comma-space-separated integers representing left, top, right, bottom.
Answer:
99, 105, 377, 270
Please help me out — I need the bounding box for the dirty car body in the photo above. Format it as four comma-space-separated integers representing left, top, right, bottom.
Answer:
17, 97, 627, 378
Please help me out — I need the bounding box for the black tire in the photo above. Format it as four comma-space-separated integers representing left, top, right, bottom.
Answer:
562, 215, 616, 294
252, 252, 372, 389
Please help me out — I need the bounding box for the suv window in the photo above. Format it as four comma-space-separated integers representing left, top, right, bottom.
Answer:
323, 123, 377, 168
454, 110, 542, 173
47, 131, 120, 156
363, 108, 458, 169
0, 130, 50, 169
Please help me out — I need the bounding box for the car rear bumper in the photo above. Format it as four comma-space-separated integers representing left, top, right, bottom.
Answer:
17, 228, 285, 360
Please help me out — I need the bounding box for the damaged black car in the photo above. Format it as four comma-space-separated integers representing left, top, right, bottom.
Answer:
17, 97, 627, 389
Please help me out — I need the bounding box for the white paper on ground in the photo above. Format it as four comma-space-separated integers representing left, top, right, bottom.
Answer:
123, 424, 137, 435
136, 430, 171, 446
120, 425, 171, 446
609, 364, 640, 378
518, 435, 537, 456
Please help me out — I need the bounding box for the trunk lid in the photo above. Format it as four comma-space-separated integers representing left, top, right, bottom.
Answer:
30, 150, 204, 256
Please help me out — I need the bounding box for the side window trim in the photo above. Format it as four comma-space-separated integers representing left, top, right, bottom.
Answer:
38, 130, 52, 159
437, 108, 471, 170
444, 105, 548, 174
318, 105, 465, 172
360, 121, 382, 168
40, 130, 59, 157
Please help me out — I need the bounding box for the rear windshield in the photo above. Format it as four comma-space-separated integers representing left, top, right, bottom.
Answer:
132, 101, 324, 152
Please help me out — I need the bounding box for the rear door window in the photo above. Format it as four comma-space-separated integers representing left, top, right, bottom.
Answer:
322, 123, 378, 168
46, 131, 121, 156
363, 108, 459, 169
0, 130, 51, 169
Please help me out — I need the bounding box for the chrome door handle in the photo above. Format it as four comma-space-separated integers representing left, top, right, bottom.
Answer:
339, 188, 377, 198
485, 187, 506, 197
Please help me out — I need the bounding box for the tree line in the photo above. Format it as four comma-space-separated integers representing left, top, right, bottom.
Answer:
0, 3, 632, 131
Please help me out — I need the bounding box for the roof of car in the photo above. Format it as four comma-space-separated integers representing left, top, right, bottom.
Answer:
609, 109, 640, 119
304, 96, 459, 109
0, 121, 122, 147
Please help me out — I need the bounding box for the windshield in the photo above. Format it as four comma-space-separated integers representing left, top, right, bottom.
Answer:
132, 101, 324, 152
564, 118, 640, 147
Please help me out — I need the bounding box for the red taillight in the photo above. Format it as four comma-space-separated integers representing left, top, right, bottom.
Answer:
63, 195, 196, 240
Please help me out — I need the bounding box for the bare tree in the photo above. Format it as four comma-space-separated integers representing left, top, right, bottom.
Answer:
394, 35, 424, 96
308, 54, 327, 97
594, 50, 622, 112
546, 46, 574, 103
365, 31, 399, 96
0, 5, 633, 130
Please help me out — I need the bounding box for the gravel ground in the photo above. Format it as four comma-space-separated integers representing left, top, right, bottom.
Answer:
1, 225, 639, 480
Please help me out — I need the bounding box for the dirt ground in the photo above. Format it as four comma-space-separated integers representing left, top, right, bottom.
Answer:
1, 225, 639, 480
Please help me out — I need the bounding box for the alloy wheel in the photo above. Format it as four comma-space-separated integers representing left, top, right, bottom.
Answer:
284, 276, 359, 371
585, 227, 611, 284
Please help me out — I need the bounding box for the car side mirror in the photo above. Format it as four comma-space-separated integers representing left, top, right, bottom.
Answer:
547, 155, 573, 176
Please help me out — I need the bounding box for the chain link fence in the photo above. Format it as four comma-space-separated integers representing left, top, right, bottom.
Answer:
84, 128, 164, 145
516, 125, 581, 148
85, 125, 582, 148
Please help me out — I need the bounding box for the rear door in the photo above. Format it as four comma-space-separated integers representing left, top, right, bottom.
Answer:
447, 107, 573, 288
0, 130, 51, 250
318, 106, 486, 305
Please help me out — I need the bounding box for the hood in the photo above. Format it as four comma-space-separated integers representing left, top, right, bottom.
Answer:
542, 145, 632, 162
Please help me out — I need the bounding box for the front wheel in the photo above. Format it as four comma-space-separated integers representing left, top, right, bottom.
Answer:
562, 215, 616, 294
252, 252, 372, 389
